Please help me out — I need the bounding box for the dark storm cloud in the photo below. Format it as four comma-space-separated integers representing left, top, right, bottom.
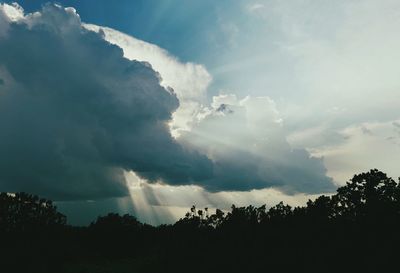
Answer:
202, 149, 334, 194
0, 4, 212, 200
0, 3, 336, 200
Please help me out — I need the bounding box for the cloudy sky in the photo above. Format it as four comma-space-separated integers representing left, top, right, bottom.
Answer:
1, 1, 399, 225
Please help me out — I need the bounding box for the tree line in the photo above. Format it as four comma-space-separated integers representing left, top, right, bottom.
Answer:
1, 169, 400, 273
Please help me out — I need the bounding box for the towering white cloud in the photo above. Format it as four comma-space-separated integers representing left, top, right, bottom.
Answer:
179, 95, 334, 193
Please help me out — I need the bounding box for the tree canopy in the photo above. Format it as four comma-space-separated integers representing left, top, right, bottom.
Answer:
1, 169, 400, 273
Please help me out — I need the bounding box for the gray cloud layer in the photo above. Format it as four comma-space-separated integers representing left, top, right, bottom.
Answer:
0, 4, 212, 200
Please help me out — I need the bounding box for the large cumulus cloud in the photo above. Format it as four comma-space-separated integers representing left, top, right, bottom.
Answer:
179, 95, 335, 194
0, 3, 336, 202
0, 3, 212, 200
86, 22, 335, 195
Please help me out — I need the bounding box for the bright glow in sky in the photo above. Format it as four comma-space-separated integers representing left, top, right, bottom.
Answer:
1, 1, 400, 225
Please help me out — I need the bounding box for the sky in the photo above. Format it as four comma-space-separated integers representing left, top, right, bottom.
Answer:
0, 1, 400, 225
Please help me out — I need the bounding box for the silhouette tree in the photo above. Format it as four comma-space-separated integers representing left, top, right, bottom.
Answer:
1, 169, 400, 273
266, 202, 292, 222
90, 212, 143, 232
332, 169, 400, 221
306, 195, 334, 222
206, 208, 225, 228
0, 192, 66, 232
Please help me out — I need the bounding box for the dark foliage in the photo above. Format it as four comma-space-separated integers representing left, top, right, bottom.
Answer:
1, 169, 400, 273
0, 192, 66, 232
